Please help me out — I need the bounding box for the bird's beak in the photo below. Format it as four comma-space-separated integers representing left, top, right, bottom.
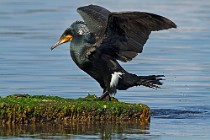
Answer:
51, 34, 73, 51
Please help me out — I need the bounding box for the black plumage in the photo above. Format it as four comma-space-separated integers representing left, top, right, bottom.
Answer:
51, 5, 177, 100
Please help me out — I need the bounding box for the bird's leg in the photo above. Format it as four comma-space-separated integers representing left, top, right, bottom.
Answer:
99, 91, 111, 101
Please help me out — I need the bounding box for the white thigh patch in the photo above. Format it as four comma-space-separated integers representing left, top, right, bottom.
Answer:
110, 72, 123, 88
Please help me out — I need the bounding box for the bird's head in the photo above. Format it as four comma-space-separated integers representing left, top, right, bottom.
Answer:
51, 21, 89, 50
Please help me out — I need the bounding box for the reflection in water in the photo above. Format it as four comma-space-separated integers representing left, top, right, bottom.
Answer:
0, 121, 149, 139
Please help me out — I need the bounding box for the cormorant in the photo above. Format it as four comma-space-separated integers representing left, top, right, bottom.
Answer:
51, 5, 177, 100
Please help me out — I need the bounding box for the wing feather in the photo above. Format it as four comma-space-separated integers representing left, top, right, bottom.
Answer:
77, 5, 111, 36
77, 5, 177, 62
103, 12, 177, 62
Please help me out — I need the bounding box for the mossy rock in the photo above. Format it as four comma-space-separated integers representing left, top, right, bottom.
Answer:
0, 94, 150, 124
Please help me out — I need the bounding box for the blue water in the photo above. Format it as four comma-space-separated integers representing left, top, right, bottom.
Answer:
0, 0, 210, 139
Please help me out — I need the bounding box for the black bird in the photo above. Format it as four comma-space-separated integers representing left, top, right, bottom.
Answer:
51, 5, 177, 100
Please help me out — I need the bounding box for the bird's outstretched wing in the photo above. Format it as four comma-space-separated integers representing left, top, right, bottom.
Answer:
77, 5, 177, 62
101, 12, 177, 62
77, 5, 111, 36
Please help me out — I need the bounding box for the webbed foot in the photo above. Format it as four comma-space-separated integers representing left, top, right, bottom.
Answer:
99, 91, 111, 101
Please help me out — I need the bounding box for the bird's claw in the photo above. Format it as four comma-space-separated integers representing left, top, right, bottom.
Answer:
98, 92, 111, 101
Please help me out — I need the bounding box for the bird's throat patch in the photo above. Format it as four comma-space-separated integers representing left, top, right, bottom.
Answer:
63, 34, 73, 42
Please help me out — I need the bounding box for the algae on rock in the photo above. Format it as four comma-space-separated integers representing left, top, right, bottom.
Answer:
0, 94, 150, 124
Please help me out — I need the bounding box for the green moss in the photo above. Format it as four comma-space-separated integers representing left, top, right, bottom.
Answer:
0, 94, 150, 124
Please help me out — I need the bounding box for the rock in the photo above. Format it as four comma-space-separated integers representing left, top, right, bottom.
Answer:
0, 94, 150, 124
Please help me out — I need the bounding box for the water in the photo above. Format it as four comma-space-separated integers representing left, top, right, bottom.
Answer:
0, 0, 210, 139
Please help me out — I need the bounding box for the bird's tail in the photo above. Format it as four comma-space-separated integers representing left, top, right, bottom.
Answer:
137, 75, 164, 89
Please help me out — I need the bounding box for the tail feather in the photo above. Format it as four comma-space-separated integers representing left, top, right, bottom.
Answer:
137, 75, 165, 89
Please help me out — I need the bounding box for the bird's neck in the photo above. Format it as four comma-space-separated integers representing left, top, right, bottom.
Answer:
70, 37, 90, 68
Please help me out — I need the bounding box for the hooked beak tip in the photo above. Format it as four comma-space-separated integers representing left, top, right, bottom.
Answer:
51, 46, 55, 51
50, 41, 61, 51
50, 34, 72, 51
